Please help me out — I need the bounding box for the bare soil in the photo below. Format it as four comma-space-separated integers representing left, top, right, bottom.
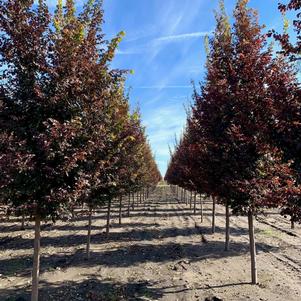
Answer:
0, 186, 301, 301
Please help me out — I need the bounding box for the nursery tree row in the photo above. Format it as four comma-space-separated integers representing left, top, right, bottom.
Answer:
165, 0, 301, 285
0, 1, 161, 300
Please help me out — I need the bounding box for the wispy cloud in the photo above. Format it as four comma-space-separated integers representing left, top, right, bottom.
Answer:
116, 31, 212, 57
136, 85, 191, 89
155, 31, 213, 43
116, 49, 142, 55
143, 103, 188, 175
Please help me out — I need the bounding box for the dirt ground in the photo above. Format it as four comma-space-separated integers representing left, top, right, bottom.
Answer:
0, 186, 301, 301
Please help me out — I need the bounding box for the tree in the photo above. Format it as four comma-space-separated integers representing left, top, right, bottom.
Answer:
0, 0, 150, 299
271, 0, 301, 61
166, 0, 300, 285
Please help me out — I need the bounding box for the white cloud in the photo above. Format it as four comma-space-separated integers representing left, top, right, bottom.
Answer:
155, 31, 213, 43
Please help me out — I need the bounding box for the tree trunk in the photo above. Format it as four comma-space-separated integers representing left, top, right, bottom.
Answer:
193, 191, 197, 215
31, 214, 41, 301
106, 199, 112, 237
248, 209, 257, 284
200, 194, 203, 223
131, 192, 135, 210
225, 201, 230, 251
86, 208, 92, 260
212, 196, 216, 233
21, 213, 25, 230
291, 219, 295, 229
119, 195, 122, 225
127, 192, 131, 217
190, 191, 193, 210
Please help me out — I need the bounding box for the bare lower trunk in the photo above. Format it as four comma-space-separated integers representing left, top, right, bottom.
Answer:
200, 195, 203, 223
106, 199, 112, 237
248, 209, 257, 284
21, 213, 25, 230
119, 196, 122, 225
193, 192, 197, 215
31, 214, 41, 301
185, 190, 188, 205
291, 220, 295, 229
127, 192, 131, 217
86, 208, 92, 260
212, 196, 216, 233
190, 191, 192, 209
131, 192, 135, 210
225, 202, 230, 251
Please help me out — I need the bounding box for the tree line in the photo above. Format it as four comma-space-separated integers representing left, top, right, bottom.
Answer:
0, 1, 161, 300
165, 0, 301, 286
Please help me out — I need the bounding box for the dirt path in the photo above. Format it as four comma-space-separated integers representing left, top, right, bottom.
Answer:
0, 186, 301, 300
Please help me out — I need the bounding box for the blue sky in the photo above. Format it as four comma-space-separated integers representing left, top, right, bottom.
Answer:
41, 0, 288, 176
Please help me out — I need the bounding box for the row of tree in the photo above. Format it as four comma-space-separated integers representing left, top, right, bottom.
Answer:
165, 0, 300, 285
0, 1, 161, 300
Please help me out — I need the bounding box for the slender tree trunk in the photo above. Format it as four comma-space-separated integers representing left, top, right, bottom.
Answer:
225, 201, 230, 251
190, 191, 193, 210
127, 192, 131, 217
106, 199, 112, 237
131, 192, 135, 210
181, 188, 183, 203
21, 213, 25, 230
185, 190, 188, 205
119, 195, 122, 225
31, 214, 41, 301
291, 219, 295, 229
212, 196, 216, 234
193, 191, 197, 215
248, 209, 257, 284
86, 208, 92, 260
200, 194, 203, 223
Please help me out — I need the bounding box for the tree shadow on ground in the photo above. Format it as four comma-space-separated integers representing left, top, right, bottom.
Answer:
0, 278, 164, 301
0, 240, 278, 277
1, 226, 198, 251
0, 218, 265, 252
